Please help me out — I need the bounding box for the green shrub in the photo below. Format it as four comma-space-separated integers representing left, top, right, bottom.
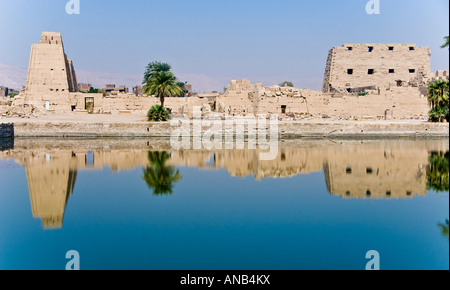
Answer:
147, 105, 170, 122
429, 106, 449, 123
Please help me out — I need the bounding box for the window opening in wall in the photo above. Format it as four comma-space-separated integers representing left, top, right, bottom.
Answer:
347, 69, 353, 75
346, 167, 352, 174
389, 69, 395, 73
388, 46, 394, 51
368, 46, 374, 52
368, 69, 375, 75
347, 47, 353, 51
409, 47, 415, 51
409, 69, 416, 73
281, 105, 287, 114
366, 190, 372, 197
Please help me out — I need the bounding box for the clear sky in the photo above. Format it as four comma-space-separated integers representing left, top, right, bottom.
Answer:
0, 0, 448, 92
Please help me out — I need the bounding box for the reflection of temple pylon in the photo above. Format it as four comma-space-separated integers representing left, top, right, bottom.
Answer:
25, 155, 78, 229
323, 144, 429, 199
0, 139, 447, 231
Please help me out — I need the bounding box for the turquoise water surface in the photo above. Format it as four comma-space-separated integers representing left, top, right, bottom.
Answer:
0, 138, 448, 270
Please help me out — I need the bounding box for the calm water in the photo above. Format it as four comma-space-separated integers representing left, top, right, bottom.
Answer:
0, 138, 448, 270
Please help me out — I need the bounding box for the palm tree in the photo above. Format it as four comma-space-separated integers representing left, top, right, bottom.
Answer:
429, 106, 449, 123
142, 151, 182, 195
427, 80, 449, 122
143, 61, 172, 84
441, 36, 449, 49
143, 71, 183, 108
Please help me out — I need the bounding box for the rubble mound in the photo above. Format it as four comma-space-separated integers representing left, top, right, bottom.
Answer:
0, 104, 45, 119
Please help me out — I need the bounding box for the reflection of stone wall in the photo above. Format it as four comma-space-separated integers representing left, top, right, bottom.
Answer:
323, 142, 431, 199
0, 138, 448, 231
169, 147, 325, 180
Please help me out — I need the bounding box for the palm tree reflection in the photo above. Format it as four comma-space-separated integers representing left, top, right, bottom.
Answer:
143, 151, 182, 195
438, 219, 449, 240
426, 151, 449, 193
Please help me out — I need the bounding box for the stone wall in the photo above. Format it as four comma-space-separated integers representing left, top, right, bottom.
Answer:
7, 119, 449, 138
431, 70, 450, 82
322, 44, 431, 93
13, 34, 439, 120
68, 93, 210, 116
218, 79, 430, 120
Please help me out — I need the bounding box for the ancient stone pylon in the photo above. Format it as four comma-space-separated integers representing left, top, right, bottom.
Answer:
322, 44, 431, 93
22, 32, 78, 112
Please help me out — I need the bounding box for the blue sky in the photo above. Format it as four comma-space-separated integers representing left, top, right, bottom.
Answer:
0, 0, 448, 92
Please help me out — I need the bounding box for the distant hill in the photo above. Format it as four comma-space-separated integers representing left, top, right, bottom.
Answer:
0, 62, 27, 90
0, 61, 320, 94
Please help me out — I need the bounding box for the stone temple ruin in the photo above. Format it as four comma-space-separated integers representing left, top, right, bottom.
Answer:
322, 44, 432, 94
9, 32, 449, 120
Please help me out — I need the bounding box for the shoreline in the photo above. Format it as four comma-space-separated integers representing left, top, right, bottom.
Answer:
1, 117, 448, 138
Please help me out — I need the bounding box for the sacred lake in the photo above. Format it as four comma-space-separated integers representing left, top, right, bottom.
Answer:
0, 137, 448, 270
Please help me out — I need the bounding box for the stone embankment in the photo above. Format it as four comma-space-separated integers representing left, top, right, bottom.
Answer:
1, 120, 448, 138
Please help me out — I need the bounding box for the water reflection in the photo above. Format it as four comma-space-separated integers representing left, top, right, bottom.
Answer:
143, 151, 182, 195
0, 137, 14, 151
0, 138, 448, 229
438, 219, 449, 239
427, 151, 450, 193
